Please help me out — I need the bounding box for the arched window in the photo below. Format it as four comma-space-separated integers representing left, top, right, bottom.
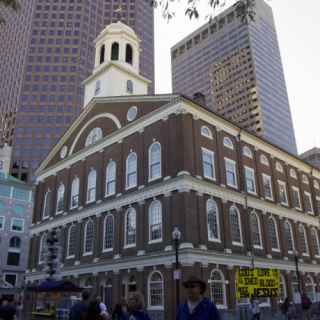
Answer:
311, 228, 320, 256
314, 180, 320, 190
299, 224, 309, 255
250, 212, 262, 248
67, 225, 76, 258
260, 154, 269, 166
111, 42, 119, 61
279, 274, 287, 302
126, 80, 133, 94
42, 190, 52, 219
201, 126, 213, 139
39, 233, 47, 263
276, 162, 284, 173
229, 206, 242, 245
56, 183, 65, 213
126, 152, 137, 189
242, 146, 253, 159
223, 137, 234, 150
103, 215, 114, 251
290, 169, 297, 179
268, 217, 280, 251
85, 128, 103, 147
302, 174, 309, 185
149, 200, 162, 242
83, 220, 94, 255
106, 161, 116, 196
291, 274, 300, 300
305, 275, 316, 302
207, 199, 220, 242
148, 271, 164, 309
70, 177, 80, 209
149, 142, 161, 181
87, 169, 97, 203
99, 45, 105, 64
125, 208, 136, 247
209, 270, 227, 308
284, 221, 295, 253
9, 236, 21, 249
125, 44, 133, 64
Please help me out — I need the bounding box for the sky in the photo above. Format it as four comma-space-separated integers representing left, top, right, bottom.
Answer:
154, 0, 320, 154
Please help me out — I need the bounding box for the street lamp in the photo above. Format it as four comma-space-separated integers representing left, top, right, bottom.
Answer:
172, 226, 182, 307
293, 249, 302, 297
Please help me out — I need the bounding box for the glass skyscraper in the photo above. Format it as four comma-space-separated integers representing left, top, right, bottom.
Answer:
0, 0, 154, 182
171, 0, 297, 154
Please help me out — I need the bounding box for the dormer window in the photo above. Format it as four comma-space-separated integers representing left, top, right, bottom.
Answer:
85, 128, 103, 147
99, 45, 105, 64
95, 80, 101, 95
111, 42, 119, 61
127, 80, 133, 94
125, 44, 133, 64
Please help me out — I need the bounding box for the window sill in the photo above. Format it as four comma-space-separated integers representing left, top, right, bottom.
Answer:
56, 210, 63, 215
10, 229, 24, 233
86, 200, 96, 205
208, 238, 221, 243
102, 248, 114, 253
66, 255, 75, 260
227, 184, 238, 189
203, 175, 216, 182
302, 253, 310, 257
216, 305, 228, 310
247, 191, 257, 196
124, 244, 136, 249
232, 242, 243, 247
148, 239, 162, 245
105, 193, 116, 198
307, 211, 314, 215
253, 245, 263, 250
294, 207, 302, 211
147, 306, 164, 311
271, 249, 280, 253
148, 176, 162, 183
280, 202, 289, 207
70, 206, 78, 210
83, 252, 93, 257
125, 185, 137, 191
265, 196, 274, 201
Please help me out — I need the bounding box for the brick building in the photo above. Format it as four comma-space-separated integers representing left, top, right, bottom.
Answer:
26, 23, 320, 319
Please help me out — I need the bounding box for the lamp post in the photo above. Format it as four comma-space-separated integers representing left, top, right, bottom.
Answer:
293, 249, 302, 298
172, 226, 182, 308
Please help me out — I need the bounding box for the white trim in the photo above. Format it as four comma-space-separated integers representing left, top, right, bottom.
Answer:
201, 126, 213, 139
69, 113, 122, 155
268, 216, 280, 252
148, 271, 165, 310
105, 161, 117, 197
230, 206, 243, 246
277, 180, 288, 206
260, 154, 269, 167
284, 220, 296, 253
126, 152, 138, 190
148, 200, 163, 243
262, 174, 273, 201
70, 177, 80, 210
102, 214, 114, 252
56, 183, 65, 214
299, 224, 310, 256
38, 233, 47, 264
42, 190, 50, 220
86, 169, 97, 203
290, 169, 297, 179
148, 142, 162, 182
250, 211, 263, 249
244, 166, 257, 195
223, 137, 234, 150
66, 225, 76, 259
0, 215, 5, 230
10, 218, 25, 233
225, 158, 238, 189
207, 199, 221, 242
201, 148, 216, 181
3, 273, 17, 287
291, 186, 302, 210
83, 220, 94, 255
209, 269, 227, 308
304, 191, 314, 214
124, 207, 136, 248
311, 228, 320, 256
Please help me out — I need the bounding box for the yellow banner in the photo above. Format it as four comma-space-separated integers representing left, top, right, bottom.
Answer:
236, 268, 280, 299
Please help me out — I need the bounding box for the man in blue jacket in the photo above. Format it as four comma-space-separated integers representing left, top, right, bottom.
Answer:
176, 276, 221, 320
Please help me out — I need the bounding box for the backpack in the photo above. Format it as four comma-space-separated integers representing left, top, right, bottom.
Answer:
302, 296, 311, 310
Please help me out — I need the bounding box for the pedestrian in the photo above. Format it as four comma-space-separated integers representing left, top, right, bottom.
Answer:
86, 299, 110, 320
0, 298, 16, 320
112, 299, 129, 320
250, 298, 260, 320
280, 298, 290, 320
96, 296, 111, 319
69, 291, 90, 320
301, 293, 312, 320
176, 276, 221, 320
127, 292, 151, 320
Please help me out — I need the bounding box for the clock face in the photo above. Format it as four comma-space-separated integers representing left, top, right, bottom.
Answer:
127, 106, 138, 122
60, 146, 68, 159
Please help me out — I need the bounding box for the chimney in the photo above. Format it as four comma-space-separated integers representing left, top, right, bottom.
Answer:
193, 92, 206, 106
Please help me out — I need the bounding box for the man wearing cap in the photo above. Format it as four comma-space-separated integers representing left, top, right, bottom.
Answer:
176, 276, 221, 320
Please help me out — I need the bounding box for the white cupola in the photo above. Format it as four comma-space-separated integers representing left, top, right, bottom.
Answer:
82, 21, 151, 107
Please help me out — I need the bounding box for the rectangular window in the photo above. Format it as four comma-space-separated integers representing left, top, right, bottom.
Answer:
304, 192, 314, 214
7, 252, 20, 266
43, 191, 51, 219
11, 218, 24, 232
4, 274, 17, 286
316, 197, 320, 215
262, 174, 273, 200
225, 158, 237, 188
291, 187, 302, 210
278, 181, 288, 206
0, 216, 5, 230
244, 166, 256, 194
202, 148, 215, 180
0, 185, 11, 197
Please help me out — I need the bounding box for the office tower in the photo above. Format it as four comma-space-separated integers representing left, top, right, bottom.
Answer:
300, 148, 320, 169
171, 0, 297, 154
1, 0, 154, 182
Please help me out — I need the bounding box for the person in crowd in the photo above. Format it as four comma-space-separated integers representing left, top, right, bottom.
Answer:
0, 298, 16, 320
127, 292, 151, 320
69, 291, 90, 320
112, 299, 129, 320
250, 297, 260, 320
176, 276, 221, 320
97, 296, 111, 318
86, 299, 111, 320
280, 298, 290, 320
301, 293, 312, 320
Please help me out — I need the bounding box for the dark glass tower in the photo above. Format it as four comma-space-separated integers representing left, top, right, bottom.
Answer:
2, 0, 154, 182
171, 0, 297, 154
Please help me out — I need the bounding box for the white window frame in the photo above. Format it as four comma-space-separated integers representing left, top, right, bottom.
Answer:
311, 228, 320, 258
302, 174, 309, 185
38, 233, 47, 264
124, 208, 136, 249
207, 199, 221, 243
201, 126, 213, 139
0, 216, 5, 231
291, 186, 302, 211
42, 190, 51, 220
260, 154, 269, 166
225, 158, 238, 189
223, 136, 234, 150
242, 146, 253, 159
262, 174, 273, 200
148, 142, 162, 182
66, 225, 76, 259
10, 218, 25, 233
85, 127, 103, 147
208, 269, 227, 309
56, 183, 65, 214
83, 220, 94, 256
305, 276, 316, 302
276, 162, 284, 173
103, 214, 114, 252
250, 212, 263, 249
70, 177, 80, 209
3, 273, 17, 287
279, 274, 287, 302
278, 180, 288, 206
229, 206, 243, 246
290, 169, 297, 179
299, 224, 309, 257
148, 271, 164, 310
86, 169, 97, 204
202, 148, 216, 181
244, 166, 256, 195
105, 161, 117, 197
314, 180, 320, 190
126, 152, 138, 190
304, 191, 314, 215
284, 221, 295, 254
268, 217, 280, 252
148, 200, 163, 244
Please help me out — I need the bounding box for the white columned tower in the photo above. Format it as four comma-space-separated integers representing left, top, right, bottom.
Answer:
83, 21, 151, 107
